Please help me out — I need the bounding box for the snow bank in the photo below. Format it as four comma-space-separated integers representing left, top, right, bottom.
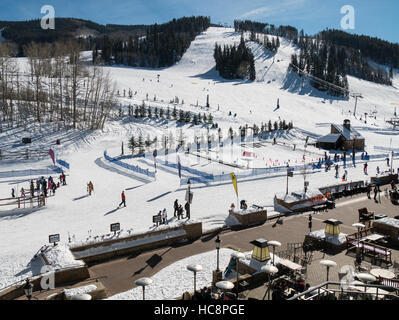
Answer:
275, 189, 323, 203
308, 229, 347, 245
70, 219, 198, 248
64, 284, 97, 298
73, 229, 186, 259
43, 244, 84, 269
107, 248, 235, 300
239, 252, 281, 275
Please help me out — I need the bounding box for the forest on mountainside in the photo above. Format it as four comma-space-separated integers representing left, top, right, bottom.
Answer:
235, 20, 395, 95
214, 36, 256, 81
94, 16, 211, 68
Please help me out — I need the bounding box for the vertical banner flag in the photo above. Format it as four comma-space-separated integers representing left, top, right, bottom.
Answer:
153, 149, 157, 171
177, 155, 182, 179
230, 173, 238, 197
49, 148, 55, 165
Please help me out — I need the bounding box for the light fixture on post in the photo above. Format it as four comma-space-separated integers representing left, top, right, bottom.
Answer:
267, 240, 281, 266
212, 235, 223, 287
216, 280, 234, 299
187, 264, 203, 293
23, 278, 33, 300
250, 238, 270, 262
261, 265, 279, 300
135, 277, 153, 300
215, 235, 221, 271
323, 219, 342, 236
231, 251, 245, 296
320, 260, 337, 289
186, 179, 191, 219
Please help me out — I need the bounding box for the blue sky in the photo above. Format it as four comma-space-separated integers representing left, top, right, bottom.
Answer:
0, 0, 398, 43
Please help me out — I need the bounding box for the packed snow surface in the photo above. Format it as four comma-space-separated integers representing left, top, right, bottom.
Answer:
107, 248, 235, 300
1, 27, 399, 290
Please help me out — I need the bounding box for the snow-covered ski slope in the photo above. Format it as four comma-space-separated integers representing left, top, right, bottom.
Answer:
0, 27, 399, 291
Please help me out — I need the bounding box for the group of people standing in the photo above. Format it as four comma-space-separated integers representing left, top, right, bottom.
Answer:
174, 199, 190, 220
11, 173, 65, 200
154, 199, 191, 227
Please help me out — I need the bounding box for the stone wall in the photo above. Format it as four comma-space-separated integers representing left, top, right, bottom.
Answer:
230, 210, 267, 227
0, 265, 90, 300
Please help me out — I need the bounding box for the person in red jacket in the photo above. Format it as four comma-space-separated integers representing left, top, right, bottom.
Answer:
119, 191, 126, 207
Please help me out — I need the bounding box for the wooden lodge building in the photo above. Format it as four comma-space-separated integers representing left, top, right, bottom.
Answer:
316, 119, 365, 151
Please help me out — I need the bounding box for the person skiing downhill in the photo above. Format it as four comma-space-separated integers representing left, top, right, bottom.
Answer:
119, 191, 126, 207
363, 163, 368, 175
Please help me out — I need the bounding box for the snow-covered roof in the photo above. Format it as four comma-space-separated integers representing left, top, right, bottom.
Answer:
331, 124, 364, 140
275, 189, 323, 203
317, 133, 341, 143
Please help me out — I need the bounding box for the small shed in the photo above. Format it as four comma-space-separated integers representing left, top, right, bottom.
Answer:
316, 119, 365, 151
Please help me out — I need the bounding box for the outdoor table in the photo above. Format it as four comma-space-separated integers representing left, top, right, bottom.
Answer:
370, 268, 395, 280
364, 234, 386, 242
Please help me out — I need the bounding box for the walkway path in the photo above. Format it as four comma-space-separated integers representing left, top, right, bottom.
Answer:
25, 190, 399, 299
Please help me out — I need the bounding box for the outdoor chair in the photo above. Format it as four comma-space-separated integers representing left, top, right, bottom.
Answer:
358, 208, 374, 222
393, 261, 399, 277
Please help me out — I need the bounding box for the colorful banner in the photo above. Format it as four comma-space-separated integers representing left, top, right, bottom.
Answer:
230, 173, 238, 197
49, 148, 55, 165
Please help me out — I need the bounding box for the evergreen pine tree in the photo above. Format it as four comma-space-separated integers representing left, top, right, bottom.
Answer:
138, 134, 144, 154
128, 136, 136, 155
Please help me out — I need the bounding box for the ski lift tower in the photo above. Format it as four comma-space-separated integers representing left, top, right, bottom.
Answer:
352, 93, 363, 118
391, 103, 399, 117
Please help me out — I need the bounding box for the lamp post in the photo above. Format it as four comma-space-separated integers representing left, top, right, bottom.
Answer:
187, 264, 203, 293
320, 260, 337, 289
23, 278, 33, 301
135, 277, 153, 300
187, 179, 191, 219
261, 265, 278, 300
267, 240, 281, 266
231, 251, 245, 296
215, 235, 221, 271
